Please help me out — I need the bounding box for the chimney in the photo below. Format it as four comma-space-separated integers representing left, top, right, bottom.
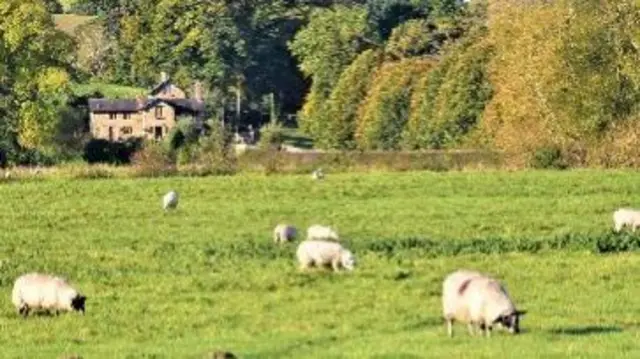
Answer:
160, 71, 168, 82
193, 81, 204, 102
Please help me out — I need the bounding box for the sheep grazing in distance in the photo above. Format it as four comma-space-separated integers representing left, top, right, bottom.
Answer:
442, 269, 526, 337
307, 224, 339, 242
613, 208, 640, 232
12, 273, 87, 317
273, 224, 297, 243
163, 190, 179, 211
296, 239, 356, 272
311, 168, 325, 180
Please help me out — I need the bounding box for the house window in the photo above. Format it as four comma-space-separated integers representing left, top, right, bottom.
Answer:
155, 106, 164, 119
121, 126, 133, 135
109, 113, 117, 120
154, 126, 163, 139
108, 127, 114, 141
123, 113, 131, 120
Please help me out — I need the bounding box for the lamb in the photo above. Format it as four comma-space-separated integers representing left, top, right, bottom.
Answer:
311, 168, 325, 180
273, 224, 297, 243
296, 239, 356, 272
613, 208, 640, 232
163, 190, 179, 210
442, 269, 526, 337
12, 273, 87, 317
306, 224, 339, 241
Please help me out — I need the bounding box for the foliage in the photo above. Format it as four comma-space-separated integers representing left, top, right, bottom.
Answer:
131, 140, 176, 177
403, 25, 493, 149
355, 58, 436, 150
258, 122, 285, 150
318, 49, 383, 149
0, 0, 75, 162
289, 5, 369, 138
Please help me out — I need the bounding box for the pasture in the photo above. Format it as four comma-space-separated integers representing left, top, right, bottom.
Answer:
1, 170, 640, 358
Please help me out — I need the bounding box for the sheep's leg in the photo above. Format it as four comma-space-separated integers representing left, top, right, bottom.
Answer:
446, 318, 454, 337
18, 305, 29, 318
467, 323, 476, 336
483, 324, 492, 338
331, 259, 341, 272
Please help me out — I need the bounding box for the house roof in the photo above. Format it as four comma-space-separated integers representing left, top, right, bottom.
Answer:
88, 99, 140, 112
149, 80, 171, 96
89, 98, 204, 113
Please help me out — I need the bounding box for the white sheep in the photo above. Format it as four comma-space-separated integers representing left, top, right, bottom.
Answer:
613, 208, 640, 232
12, 273, 87, 317
311, 168, 325, 180
273, 224, 298, 243
442, 269, 526, 337
296, 239, 356, 272
306, 224, 339, 241
163, 190, 179, 210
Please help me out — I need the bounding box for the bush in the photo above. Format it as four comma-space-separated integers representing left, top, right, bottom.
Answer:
258, 122, 285, 150
131, 140, 176, 177
529, 146, 568, 170
83, 138, 142, 164
191, 122, 236, 175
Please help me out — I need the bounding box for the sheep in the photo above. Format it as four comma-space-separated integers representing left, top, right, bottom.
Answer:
311, 168, 325, 180
442, 269, 526, 337
273, 224, 297, 243
208, 351, 237, 359
12, 273, 87, 317
306, 224, 339, 241
613, 208, 640, 232
296, 239, 356, 272
163, 190, 179, 210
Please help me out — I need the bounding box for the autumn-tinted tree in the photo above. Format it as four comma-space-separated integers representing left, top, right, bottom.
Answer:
0, 0, 75, 161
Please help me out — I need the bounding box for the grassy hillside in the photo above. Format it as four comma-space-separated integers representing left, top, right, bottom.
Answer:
72, 82, 148, 99
1, 170, 640, 358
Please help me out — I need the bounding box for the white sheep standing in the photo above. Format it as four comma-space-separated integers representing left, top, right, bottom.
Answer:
306, 224, 339, 241
273, 224, 298, 243
442, 269, 526, 337
12, 273, 87, 317
311, 168, 325, 180
296, 239, 356, 272
163, 190, 179, 210
613, 208, 640, 232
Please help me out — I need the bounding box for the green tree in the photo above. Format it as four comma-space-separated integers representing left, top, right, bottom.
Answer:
355, 58, 436, 150
0, 0, 74, 160
289, 4, 368, 137
319, 49, 383, 149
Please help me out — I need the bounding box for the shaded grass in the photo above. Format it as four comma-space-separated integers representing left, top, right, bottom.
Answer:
0, 170, 640, 357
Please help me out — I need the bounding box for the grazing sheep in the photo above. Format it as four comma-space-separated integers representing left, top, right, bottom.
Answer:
306, 224, 339, 241
12, 273, 87, 317
442, 269, 526, 337
273, 224, 297, 243
613, 208, 640, 232
311, 168, 325, 180
296, 239, 356, 272
163, 190, 179, 210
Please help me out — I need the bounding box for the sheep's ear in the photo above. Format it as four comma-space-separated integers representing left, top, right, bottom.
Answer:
515, 310, 527, 317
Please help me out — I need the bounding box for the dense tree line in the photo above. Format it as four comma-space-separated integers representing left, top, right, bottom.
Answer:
3, 0, 640, 167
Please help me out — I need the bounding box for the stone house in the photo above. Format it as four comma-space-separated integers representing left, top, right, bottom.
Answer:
88, 73, 205, 141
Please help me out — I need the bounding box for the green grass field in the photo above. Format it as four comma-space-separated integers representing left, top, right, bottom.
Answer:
2, 170, 640, 358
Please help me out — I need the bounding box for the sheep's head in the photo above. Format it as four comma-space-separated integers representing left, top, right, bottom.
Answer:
340, 250, 356, 271
495, 309, 526, 334
71, 295, 87, 314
